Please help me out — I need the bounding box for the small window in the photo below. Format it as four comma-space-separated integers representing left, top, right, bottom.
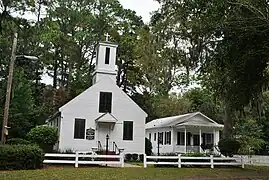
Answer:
99, 92, 112, 113
86, 128, 95, 140
177, 132, 185, 145
123, 121, 133, 140
149, 133, 151, 140
105, 47, 110, 64
74, 118, 85, 139
154, 133, 156, 141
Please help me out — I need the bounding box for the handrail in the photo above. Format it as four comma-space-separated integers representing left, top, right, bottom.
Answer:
98, 141, 103, 152
113, 141, 120, 154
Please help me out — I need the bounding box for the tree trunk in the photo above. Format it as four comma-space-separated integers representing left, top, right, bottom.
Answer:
223, 103, 233, 138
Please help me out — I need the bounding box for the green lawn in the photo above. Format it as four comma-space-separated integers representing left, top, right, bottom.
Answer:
1, 166, 269, 180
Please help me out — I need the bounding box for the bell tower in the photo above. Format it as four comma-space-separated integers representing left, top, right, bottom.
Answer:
92, 33, 118, 84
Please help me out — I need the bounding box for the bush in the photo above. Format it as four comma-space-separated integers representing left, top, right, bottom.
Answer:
183, 152, 205, 157
132, 153, 138, 161
218, 138, 240, 157
145, 137, 152, 155
201, 143, 214, 151
6, 138, 31, 145
161, 152, 178, 156
0, 144, 43, 170
125, 153, 132, 161
27, 126, 58, 152
139, 154, 144, 162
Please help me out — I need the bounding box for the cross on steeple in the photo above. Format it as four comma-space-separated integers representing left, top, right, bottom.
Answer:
105, 33, 110, 41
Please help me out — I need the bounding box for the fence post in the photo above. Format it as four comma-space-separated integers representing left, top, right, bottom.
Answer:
241, 155, 245, 169
75, 152, 79, 168
178, 154, 181, 168
210, 155, 214, 168
120, 153, 125, 168
143, 154, 147, 168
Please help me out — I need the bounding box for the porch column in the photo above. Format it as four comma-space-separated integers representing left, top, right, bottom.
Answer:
213, 129, 216, 153
213, 129, 216, 146
184, 127, 187, 153
199, 128, 202, 153
171, 127, 174, 152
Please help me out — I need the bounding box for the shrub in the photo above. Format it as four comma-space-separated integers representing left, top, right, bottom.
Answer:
26, 126, 58, 152
201, 143, 214, 151
183, 152, 205, 157
6, 138, 31, 145
145, 137, 152, 155
132, 153, 138, 161
218, 138, 240, 157
139, 154, 144, 162
125, 153, 132, 161
0, 144, 43, 170
161, 152, 178, 156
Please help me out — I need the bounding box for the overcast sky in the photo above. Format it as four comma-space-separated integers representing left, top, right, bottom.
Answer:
119, 0, 160, 23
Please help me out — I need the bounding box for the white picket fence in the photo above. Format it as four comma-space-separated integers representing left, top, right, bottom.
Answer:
143, 154, 245, 168
234, 155, 269, 166
43, 152, 125, 168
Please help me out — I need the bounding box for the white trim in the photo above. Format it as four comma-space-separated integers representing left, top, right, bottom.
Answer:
199, 128, 202, 153
184, 127, 187, 153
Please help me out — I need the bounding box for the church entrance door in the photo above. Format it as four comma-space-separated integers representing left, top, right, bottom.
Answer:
97, 123, 112, 151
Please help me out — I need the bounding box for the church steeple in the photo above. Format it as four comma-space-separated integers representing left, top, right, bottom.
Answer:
92, 34, 118, 84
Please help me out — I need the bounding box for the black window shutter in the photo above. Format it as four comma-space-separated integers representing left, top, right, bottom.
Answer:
105, 47, 110, 64
177, 132, 180, 145
74, 118, 85, 139
123, 121, 133, 140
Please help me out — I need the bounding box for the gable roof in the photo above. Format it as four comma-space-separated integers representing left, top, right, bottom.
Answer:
59, 77, 147, 116
145, 112, 223, 129
95, 112, 118, 123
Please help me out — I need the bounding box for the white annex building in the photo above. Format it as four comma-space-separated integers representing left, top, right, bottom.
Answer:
145, 112, 224, 154
46, 38, 147, 154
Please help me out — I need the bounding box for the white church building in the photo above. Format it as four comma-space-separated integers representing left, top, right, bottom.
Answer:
146, 112, 224, 154
46, 38, 147, 154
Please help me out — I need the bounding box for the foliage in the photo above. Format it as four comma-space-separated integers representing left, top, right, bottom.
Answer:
201, 143, 214, 152
139, 154, 144, 162
26, 126, 58, 152
145, 137, 152, 156
0, 144, 43, 170
183, 88, 223, 123
132, 153, 138, 161
235, 118, 265, 155
1, 0, 269, 157
218, 138, 240, 157
125, 153, 132, 161
6, 138, 31, 145
183, 152, 206, 157
7, 69, 38, 139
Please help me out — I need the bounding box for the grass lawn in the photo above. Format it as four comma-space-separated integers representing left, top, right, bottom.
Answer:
1, 165, 269, 180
